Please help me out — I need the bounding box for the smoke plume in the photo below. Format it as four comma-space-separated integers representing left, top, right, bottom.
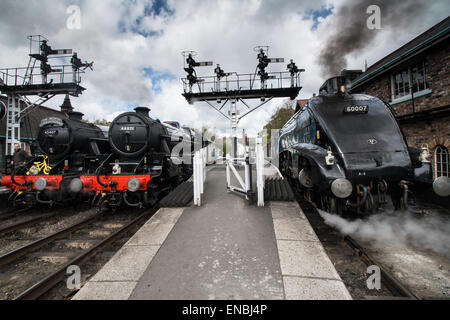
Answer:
318, 0, 428, 78
318, 209, 450, 258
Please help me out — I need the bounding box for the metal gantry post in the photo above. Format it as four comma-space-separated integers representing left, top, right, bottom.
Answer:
244, 151, 252, 196
6, 95, 21, 155
226, 153, 231, 191
256, 138, 265, 207
193, 151, 200, 206
230, 99, 238, 131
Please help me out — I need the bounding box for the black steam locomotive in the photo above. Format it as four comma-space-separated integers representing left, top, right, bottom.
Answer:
1, 106, 198, 208
88, 107, 195, 208
276, 72, 437, 214
1, 111, 110, 206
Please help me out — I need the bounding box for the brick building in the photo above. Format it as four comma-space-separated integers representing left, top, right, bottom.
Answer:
351, 16, 449, 180
0, 95, 70, 171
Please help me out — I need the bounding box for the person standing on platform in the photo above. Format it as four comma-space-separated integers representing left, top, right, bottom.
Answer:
11, 143, 29, 168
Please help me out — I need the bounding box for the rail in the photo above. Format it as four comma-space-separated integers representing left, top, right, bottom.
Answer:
0, 212, 103, 265
14, 207, 158, 300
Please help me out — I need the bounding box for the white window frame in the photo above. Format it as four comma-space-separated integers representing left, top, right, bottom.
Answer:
390, 59, 429, 102
434, 145, 449, 179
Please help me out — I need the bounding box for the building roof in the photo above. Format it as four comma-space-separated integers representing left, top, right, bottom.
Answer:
0, 95, 67, 141
351, 16, 450, 89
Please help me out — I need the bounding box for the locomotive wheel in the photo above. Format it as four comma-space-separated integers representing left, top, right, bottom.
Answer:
280, 155, 288, 177
282, 155, 293, 181
320, 195, 343, 215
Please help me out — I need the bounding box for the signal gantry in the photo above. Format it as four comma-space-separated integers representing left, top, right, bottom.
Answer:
0, 35, 93, 156
181, 46, 304, 132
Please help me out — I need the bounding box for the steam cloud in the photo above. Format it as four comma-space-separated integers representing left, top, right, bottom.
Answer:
318, 209, 450, 258
318, 0, 427, 78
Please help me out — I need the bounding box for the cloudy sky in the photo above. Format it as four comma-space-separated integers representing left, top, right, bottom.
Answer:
0, 0, 448, 136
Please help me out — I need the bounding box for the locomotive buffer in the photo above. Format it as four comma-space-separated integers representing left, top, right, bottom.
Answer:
0, 35, 93, 156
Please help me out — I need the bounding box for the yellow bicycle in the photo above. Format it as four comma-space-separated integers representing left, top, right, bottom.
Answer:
27, 155, 52, 176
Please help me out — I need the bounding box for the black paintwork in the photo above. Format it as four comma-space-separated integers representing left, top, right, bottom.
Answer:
277, 77, 432, 194
37, 112, 109, 173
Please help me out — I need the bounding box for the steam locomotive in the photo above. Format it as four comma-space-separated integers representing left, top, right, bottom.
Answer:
276, 72, 444, 214
0, 106, 199, 208
88, 107, 196, 208
0, 111, 110, 206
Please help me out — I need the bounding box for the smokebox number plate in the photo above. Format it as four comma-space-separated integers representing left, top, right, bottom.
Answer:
343, 105, 368, 114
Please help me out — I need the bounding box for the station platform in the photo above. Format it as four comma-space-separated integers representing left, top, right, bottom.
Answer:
73, 166, 351, 300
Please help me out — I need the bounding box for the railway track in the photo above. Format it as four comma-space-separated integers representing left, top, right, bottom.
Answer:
0, 207, 33, 222
0, 205, 159, 300
0, 211, 62, 237
293, 189, 419, 300
0, 212, 103, 266
343, 235, 418, 299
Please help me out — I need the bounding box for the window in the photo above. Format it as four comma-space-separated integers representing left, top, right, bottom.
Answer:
391, 59, 429, 100
393, 68, 410, 98
296, 110, 315, 144
434, 145, 449, 179
411, 60, 429, 93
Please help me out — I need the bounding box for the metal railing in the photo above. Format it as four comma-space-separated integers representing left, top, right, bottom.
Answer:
0, 65, 85, 87
182, 71, 301, 94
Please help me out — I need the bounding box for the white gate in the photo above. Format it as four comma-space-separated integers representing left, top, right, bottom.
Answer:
255, 137, 284, 207
193, 148, 207, 206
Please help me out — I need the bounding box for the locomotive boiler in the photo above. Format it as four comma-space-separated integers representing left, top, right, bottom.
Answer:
86, 107, 194, 208
276, 73, 441, 214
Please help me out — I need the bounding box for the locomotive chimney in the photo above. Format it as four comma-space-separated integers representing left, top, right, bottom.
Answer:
134, 106, 151, 117
67, 111, 84, 121
60, 94, 74, 114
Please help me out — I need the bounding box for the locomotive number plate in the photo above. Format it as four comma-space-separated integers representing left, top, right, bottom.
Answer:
44, 130, 57, 135
343, 105, 368, 114
120, 126, 136, 131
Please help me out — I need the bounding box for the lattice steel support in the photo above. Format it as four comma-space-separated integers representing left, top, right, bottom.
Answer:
6, 95, 21, 155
